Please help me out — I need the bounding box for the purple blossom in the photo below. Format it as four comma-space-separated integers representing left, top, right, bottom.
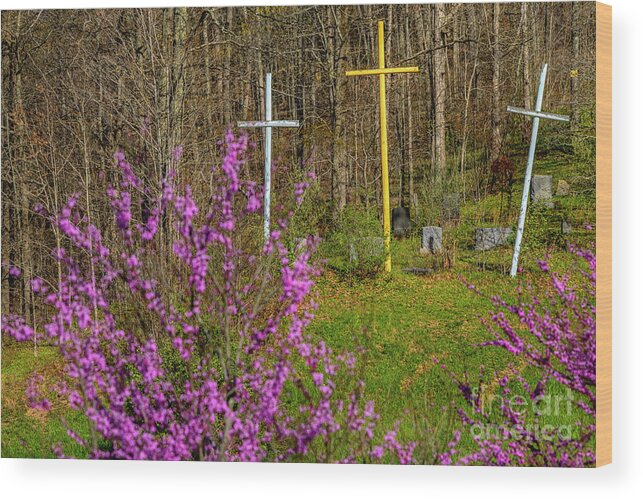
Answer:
26, 374, 51, 412
172, 145, 184, 162
7, 264, 21, 278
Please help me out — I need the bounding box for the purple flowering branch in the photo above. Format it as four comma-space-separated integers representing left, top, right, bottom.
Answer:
440, 247, 597, 467
2, 131, 413, 463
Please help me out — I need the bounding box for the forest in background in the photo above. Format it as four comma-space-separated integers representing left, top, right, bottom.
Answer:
1, 3, 596, 321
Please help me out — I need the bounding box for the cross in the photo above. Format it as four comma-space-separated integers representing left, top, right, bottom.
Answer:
346, 20, 420, 273
238, 73, 299, 242
507, 63, 570, 277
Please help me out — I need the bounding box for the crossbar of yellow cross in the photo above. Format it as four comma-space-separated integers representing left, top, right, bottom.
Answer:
346, 67, 420, 77
346, 20, 420, 273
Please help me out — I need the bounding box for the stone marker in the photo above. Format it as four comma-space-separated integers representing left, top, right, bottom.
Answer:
403, 267, 433, 276
530, 175, 553, 205
561, 220, 572, 234
556, 179, 570, 196
392, 207, 411, 236
349, 236, 384, 263
421, 226, 443, 255
475, 228, 513, 251
442, 194, 460, 222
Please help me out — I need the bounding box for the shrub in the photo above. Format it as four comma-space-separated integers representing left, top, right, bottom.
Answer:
2, 132, 414, 463
489, 155, 515, 196
441, 245, 596, 466
521, 203, 566, 255
321, 207, 385, 279
284, 167, 326, 243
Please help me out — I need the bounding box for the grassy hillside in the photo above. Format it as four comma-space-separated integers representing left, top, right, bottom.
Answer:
1, 142, 595, 461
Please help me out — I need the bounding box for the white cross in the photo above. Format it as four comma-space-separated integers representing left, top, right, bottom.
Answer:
238, 73, 299, 241
507, 63, 570, 277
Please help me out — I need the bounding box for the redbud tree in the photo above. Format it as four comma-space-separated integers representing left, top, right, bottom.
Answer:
2, 132, 414, 463
439, 246, 597, 467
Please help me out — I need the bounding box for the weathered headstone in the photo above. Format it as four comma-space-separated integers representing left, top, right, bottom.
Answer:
403, 267, 433, 276
349, 237, 384, 263
561, 220, 572, 235
421, 226, 443, 255
442, 194, 460, 222
530, 175, 553, 205
556, 179, 570, 196
392, 207, 411, 236
475, 228, 513, 251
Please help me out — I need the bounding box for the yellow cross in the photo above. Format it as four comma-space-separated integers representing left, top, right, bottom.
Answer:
346, 20, 419, 272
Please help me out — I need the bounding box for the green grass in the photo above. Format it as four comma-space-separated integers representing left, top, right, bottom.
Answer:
309, 265, 517, 456
1, 345, 91, 458
306, 237, 594, 459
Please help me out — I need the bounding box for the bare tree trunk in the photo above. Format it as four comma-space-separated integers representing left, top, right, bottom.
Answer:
521, 2, 533, 140
157, 8, 171, 175
433, 3, 447, 187
404, 5, 416, 217
224, 7, 233, 125
171, 7, 187, 159
203, 13, 213, 134
11, 12, 34, 325
459, 4, 480, 204
491, 2, 502, 161
329, 7, 348, 213
570, 2, 580, 129
295, 16, 306, 166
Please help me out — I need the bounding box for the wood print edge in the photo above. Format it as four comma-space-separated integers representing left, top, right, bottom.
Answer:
595, 0, 612, 468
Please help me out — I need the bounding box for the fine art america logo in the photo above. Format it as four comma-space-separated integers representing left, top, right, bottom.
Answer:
470, 388, 576, 442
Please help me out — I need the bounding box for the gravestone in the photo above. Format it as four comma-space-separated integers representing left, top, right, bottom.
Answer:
349, 236, 384, 263
561, 220, 572, 235
556, 179, 570, 196
530, 175, 553, 205
421, 226, 443, 255
403, 267, 433, 276
475, 228, 513, 251
392, 207, 411, 236
442, 194, 460, 222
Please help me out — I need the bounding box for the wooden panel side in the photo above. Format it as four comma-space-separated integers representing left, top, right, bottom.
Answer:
595, 1, 612, 468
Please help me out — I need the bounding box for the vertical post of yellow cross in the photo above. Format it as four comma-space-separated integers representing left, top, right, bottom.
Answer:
346, 20, 419, 272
